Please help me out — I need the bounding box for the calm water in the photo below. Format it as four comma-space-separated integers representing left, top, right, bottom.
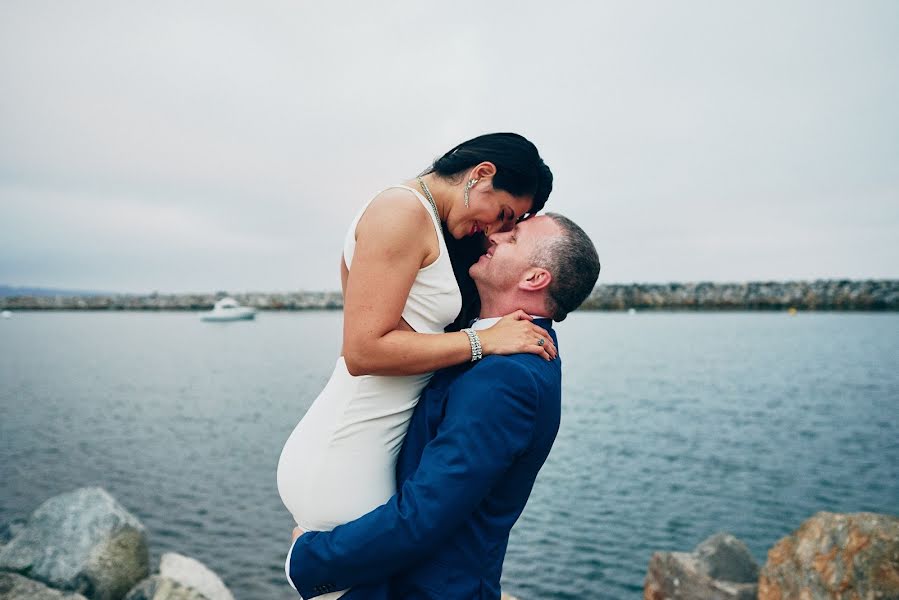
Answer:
1, 311, 897, 599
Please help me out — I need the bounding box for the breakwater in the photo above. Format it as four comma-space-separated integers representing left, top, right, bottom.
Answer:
579, 279, 899, 311
0, 291, 344, 311
1, 280, 897, 311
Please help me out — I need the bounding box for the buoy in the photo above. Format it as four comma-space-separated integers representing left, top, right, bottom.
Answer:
787, 307, 798, 316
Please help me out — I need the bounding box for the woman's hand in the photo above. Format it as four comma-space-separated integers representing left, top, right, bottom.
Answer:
477, 310, 557, 360
291, 526, 304, 544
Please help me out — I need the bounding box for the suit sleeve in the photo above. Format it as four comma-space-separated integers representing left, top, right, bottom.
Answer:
287, 358, 540, 598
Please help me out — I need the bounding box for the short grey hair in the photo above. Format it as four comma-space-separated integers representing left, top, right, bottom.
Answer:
530, 213, 601, 321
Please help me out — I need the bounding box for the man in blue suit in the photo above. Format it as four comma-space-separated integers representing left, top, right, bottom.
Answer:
287, 213, 600, 599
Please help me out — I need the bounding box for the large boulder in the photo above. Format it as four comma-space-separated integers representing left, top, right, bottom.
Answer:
0, 572, 89, 600
645, 532, 759, 599
158, 554, 233, 600
123, 576, 208, 600
0, 521, 26, 547
759, 511, 899, 600
0, 487, 149, 600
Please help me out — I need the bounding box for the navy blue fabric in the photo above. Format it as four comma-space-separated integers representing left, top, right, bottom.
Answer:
289, 320, 561, 599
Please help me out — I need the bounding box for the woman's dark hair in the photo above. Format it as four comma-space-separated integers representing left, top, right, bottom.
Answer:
424, 133, 553, 331
425, 132, 553, 214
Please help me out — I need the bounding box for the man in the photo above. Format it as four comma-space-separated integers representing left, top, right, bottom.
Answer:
287, 212, 600, 599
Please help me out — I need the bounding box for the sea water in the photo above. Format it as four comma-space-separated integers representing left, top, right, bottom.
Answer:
1, 311, 897, 599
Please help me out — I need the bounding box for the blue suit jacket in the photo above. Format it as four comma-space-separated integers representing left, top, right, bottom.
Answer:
289, 320, 561, 599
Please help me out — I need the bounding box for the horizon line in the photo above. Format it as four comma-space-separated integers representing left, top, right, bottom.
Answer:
2, 278, 898, 298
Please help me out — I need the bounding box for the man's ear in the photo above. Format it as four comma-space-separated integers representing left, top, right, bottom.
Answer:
519, 267, 552, 292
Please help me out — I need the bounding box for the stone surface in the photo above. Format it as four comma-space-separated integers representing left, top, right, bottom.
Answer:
0, 521, 26, 547
123, 576, 208, 600
759, 511, 899, 600
158, 553, 233, 600
0, 487, 149, 600
644, 532, 759, 600
0, 572, 89, 600
695, 533, 760, 583
4, 280, 898, 312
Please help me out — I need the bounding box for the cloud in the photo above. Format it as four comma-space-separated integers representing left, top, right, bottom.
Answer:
1, 1, 897, 291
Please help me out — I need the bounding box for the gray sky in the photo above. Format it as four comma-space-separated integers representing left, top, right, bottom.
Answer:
1, 1, 897, 293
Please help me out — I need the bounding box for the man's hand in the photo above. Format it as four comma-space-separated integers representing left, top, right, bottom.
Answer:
292, 526, 305, 543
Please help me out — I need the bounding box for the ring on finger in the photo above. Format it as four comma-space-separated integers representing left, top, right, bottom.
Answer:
537, 338, 545, 347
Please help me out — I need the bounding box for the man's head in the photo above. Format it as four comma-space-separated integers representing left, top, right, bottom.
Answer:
469, 212, 600, 321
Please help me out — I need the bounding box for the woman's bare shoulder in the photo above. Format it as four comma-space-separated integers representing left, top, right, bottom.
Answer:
356, 186, 431, 238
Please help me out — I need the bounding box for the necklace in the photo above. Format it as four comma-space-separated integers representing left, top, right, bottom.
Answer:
416, 176, 441, 224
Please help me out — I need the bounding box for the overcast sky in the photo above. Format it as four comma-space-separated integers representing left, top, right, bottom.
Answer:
1, 1, 897, 293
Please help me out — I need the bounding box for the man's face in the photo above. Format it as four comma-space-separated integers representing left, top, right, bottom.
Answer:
469, 215, 561, 292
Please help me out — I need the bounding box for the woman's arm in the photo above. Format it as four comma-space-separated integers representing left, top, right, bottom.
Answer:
341, 191, 554, 376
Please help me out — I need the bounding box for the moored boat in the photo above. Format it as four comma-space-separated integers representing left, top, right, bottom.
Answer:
201, 298, 256, 322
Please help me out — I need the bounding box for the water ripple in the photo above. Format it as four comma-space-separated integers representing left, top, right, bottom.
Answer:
2, 312, 898, 599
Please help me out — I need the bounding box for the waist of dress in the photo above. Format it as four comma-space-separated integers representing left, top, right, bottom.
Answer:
333, 355, 436, 385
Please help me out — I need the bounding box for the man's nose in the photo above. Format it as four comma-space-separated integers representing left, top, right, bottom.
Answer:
487, 229, 509, 245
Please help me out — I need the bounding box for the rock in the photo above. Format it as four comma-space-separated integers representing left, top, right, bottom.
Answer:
695, 533, 760, 583
759, 511, 899, 600
0, 572, 89, 600
644, 532, 759, 599
0, 520, 26, 546
0, 487, 149, 600
158, 554, 233, 600
123, 576, 208, 600
500, 593, 520, 600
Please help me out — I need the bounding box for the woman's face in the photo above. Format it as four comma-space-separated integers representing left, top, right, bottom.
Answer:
447, 182, 534, 241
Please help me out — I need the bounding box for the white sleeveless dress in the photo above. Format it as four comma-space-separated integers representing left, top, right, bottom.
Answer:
277, 186, 462, 581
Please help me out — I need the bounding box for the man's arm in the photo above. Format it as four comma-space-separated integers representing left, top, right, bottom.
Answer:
287, 358, 541, 598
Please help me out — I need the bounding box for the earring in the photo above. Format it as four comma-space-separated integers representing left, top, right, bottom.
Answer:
464, 178, 479, 208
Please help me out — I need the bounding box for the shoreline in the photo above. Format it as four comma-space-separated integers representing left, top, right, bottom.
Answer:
1, 279, 897, 312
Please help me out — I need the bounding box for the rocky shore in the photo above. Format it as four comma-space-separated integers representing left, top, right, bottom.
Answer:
1, 280, 897, 312
0, 488, 234, 600
644, 512, 899, 599
0, 488, 521, 600
4, 489, 896, 599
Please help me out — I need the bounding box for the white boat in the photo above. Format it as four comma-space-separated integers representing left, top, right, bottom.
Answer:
201, 298, 257, 322
1, 310, 11, 319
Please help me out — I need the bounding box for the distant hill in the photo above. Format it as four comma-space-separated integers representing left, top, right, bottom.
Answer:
0, 285, 110, 297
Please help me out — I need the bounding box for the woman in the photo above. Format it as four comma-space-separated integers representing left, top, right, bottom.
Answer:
277, 133, 555, 593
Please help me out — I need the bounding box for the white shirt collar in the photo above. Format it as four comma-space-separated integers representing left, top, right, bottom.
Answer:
470, 315, 549, 331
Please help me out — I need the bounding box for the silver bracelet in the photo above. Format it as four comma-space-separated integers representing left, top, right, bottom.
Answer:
461, 328, 483, 362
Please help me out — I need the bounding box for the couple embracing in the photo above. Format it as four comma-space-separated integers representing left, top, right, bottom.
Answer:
277, 133, 600, 599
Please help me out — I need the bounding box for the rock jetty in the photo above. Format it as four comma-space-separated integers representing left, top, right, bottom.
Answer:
1, 280, 897, 312
582, 279, 899, 311
645, 511, 899, 600
0, 488, 233, 600
0, 291, 344, 312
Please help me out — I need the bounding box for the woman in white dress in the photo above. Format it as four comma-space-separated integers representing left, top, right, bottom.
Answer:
277, 133, 555, 596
